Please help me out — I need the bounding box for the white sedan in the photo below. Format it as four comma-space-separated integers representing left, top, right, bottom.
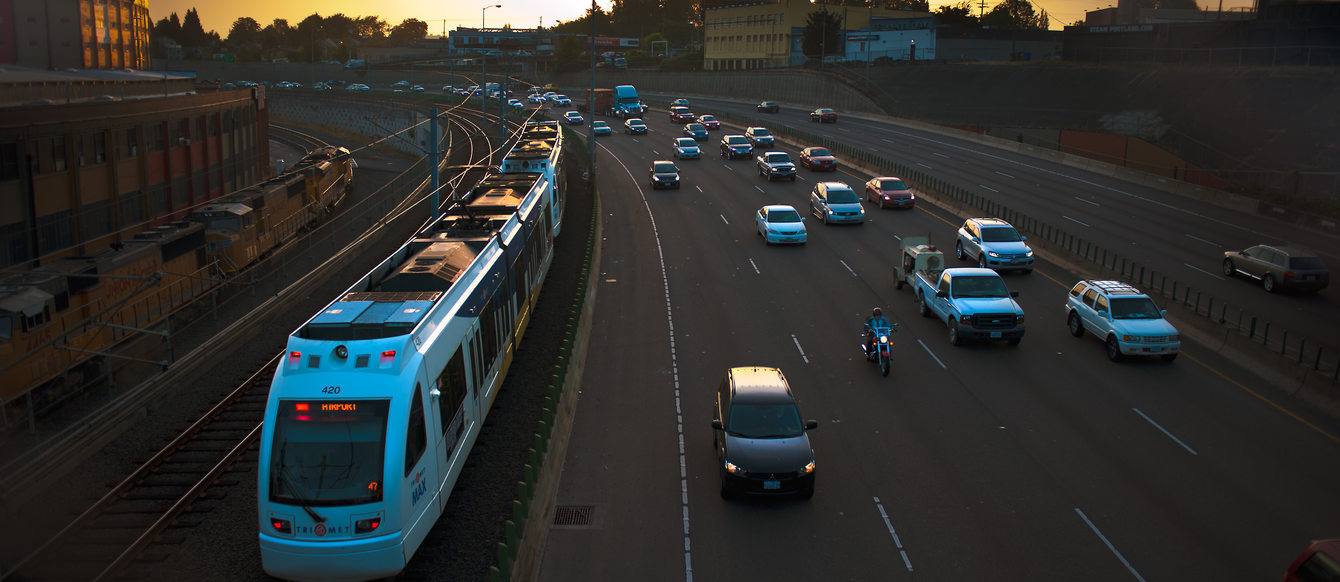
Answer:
755, 205, 807, 245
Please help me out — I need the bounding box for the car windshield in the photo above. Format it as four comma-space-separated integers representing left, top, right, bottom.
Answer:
820, 109, 834, 114
677, 138, 697, 147
687, 124, 704, 131
981, 226, 1022, 242
826, 188, 859, 203
727, 403, 804, 438
1289, 256, 1326, 270
727, 136, 748, 145
594, 122, 608, 128
880, 179, 907, 190
810, 148, 832, 157
768, 209, 802, 223
1110, 297, 1163, 319
701, 115, 716, 121
752, 129, 771, 136
629, 120, 645, 127
654, 162, 678, 173
766, 153, 790, 163
951, 276, 1011, 298
268, 399, 389, 506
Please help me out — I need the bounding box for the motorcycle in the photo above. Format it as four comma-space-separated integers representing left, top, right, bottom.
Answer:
861, 324, 897, 376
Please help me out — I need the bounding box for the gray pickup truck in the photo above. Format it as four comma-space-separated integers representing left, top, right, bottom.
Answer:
914, 267, 1026, 346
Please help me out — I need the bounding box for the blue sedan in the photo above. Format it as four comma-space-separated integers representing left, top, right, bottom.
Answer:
683, 123, 708, 141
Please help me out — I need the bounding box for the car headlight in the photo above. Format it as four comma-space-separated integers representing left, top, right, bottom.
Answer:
826, 208, 834, 214
799, 460, 816, 474
1170, 334, 1180, 342
959, 315, 972, 324
1122, 335, 1137, 342
1016, 314, 1025, 323
987, 251, 1001, 258
1025, 250, 1034, 257
724, 460, 746, 475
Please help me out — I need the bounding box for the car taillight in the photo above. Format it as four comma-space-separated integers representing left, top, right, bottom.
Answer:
1283, 271, 1295, 279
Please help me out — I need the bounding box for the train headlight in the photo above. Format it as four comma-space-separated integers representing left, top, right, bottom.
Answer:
335, 344, 348, 359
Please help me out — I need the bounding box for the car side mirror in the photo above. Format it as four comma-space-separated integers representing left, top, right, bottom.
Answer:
1099, 309, 1110, 318
935, 290, 948, 298
1160, 309, 1167, 317
799, 217, 806, 221
712, 420, 724, 430
971, 237, 980, 243
1010, 291, 1020, 298
1020, 235, 1027, 241
805, 420, 819, 430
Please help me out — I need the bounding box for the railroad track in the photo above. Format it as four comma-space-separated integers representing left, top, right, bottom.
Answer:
0, 111, 503, 582
3, 352, 275, 582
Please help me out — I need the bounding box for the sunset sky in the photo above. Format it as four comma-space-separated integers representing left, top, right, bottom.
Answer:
149, 0, 1256, 37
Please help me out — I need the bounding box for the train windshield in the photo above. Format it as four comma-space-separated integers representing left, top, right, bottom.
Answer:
269, 399, 390, 507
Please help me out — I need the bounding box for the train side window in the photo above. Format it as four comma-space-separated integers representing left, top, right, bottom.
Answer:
405, 384, 427, 476
437, 348, 467, 436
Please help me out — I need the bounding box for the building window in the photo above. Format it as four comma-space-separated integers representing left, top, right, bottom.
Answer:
93, 132, 107, 163
36, 211, 73, 254
147, 183, 168, 216
81, 199, 112, 240
52, 137, 66, 172
147, 123, 164, 152
118, 190, 144, 226
0, 143, 19, 181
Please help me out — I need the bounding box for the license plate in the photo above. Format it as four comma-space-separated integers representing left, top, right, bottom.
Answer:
763, 480, 781, 490
990, 331, 1002, 338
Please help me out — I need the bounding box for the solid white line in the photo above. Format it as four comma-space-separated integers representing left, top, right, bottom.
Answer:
719, 214, 729, 225
933, 152, 950, 159
916, 162, 933, 169
609, 154, 695, 582
839, 259, 858, 277
749, 259, 760, 274
1063, 215, 1090, 227
995, 171, 1015, 179
1075, 507, 1147, 582
1132, 408, 1199, 455
1184, 233, 1218, 246
1074, 196, 1100, 206
1183, 263, 1225, 281
917, 340, 946, 369
873, 497, 915, 571
979, 184, 999, 193
791, 334, 810, 364
881, 138, 895, 144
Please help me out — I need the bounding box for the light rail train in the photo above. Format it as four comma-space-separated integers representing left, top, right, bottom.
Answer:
256, 121, 564, 581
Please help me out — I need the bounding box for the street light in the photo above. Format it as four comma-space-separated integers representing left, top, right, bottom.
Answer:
482, 5, 501, 119
483, 4, 501, 29
812, 0, 827, 69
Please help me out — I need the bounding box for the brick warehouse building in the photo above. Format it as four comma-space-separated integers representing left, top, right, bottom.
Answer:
0, 69, 271, 269
0, 0, 152, 70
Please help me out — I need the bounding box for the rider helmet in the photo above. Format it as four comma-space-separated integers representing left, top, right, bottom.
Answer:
872, 307, 882, 317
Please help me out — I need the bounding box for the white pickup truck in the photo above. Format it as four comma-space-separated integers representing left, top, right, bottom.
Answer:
913, 267, 1026, 346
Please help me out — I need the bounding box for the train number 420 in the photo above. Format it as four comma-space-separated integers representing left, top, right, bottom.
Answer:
322, 386, 341, 394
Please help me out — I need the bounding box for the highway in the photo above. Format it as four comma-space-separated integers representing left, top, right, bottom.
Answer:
536, 104, 1340, 581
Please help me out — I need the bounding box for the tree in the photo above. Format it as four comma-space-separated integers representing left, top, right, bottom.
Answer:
181, 8, 208, 47
325, 14, 357, 42
153, 13, 182, 42
883, 0, 930, 11
227, 17, 261, 46
553, 35, 586, 71
355, 16, 387, 41
935, 1, 979, 26
388, 18, 428, 45
981, 0, 1048, 29
260, 19, 291, 54
801, 10, 843, 60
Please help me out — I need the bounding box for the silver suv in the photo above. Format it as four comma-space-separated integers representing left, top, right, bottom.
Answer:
809, 182, 864, 225
955, 217, 1033, 274
1065, 280, 1180, 362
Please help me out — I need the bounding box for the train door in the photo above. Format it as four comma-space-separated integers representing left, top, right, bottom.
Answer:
431, 345, 470, 510
401, 381, 437, 560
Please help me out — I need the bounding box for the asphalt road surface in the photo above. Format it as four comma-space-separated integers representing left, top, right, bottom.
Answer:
535, 107, 1340, 581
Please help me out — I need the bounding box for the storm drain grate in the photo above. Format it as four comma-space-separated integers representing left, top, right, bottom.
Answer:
552, 504, 595, 526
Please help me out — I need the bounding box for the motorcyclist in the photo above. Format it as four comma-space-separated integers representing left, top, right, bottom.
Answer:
863, 307, 892, 357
